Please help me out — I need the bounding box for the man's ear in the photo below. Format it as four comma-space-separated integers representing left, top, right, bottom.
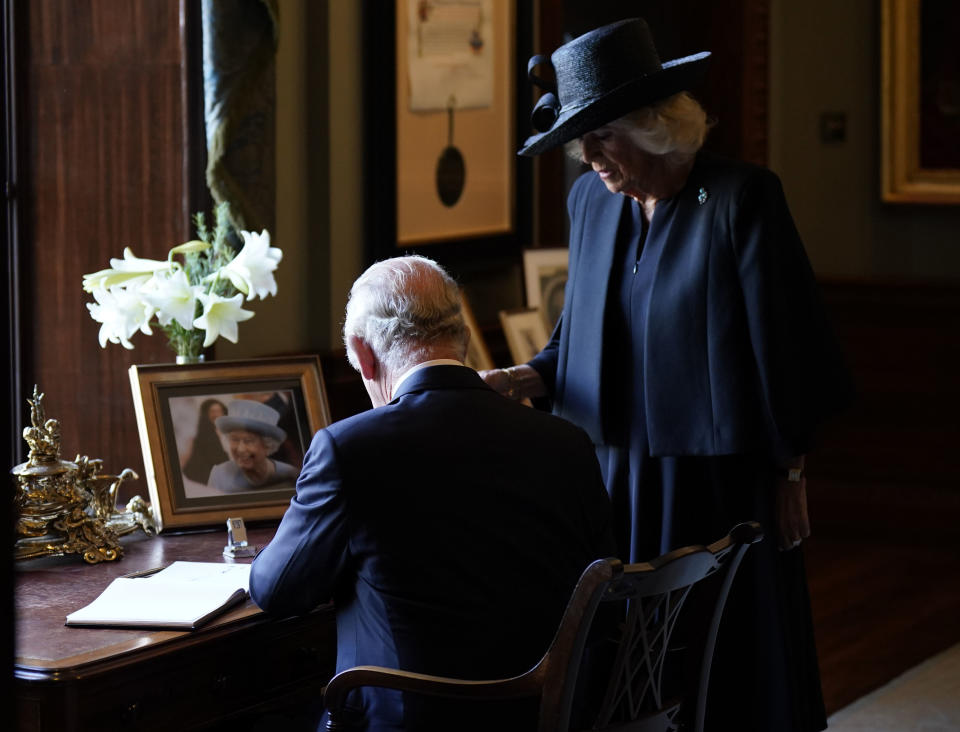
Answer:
348, 335, 378, 381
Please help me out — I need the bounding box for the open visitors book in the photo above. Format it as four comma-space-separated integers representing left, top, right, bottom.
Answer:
65, 561, 252, 630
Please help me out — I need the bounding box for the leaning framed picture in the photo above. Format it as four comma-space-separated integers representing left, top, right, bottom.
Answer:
461, 295, 495, 371
499, 307, 550, 365
522, 247, 568, 331
128, 356, 331, 532
881, 0, 960, 203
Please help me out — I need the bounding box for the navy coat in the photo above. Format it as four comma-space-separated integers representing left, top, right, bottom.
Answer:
250, 365, 614, 731
530, 153, 853, 461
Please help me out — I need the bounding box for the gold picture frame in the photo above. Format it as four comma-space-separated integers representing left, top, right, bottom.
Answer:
881, 0, 960, 203
461, 295, 495, 371
129, 356, 331, 532
499, 307, 550, 365
522, 247, 568, 332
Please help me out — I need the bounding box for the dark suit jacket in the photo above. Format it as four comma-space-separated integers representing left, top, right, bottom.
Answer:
250, 365, 615, 731
529, 153, 854, 460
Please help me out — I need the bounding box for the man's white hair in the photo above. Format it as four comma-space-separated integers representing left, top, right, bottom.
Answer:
343, 255, 469, 375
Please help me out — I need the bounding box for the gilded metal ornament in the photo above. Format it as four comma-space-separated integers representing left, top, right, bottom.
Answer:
12, 386, 158, 564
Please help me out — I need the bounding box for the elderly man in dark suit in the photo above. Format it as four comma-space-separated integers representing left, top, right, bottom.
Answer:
250, 255, 614, 731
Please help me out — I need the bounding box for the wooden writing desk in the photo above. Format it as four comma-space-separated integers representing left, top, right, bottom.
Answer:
14, 525, 336, 731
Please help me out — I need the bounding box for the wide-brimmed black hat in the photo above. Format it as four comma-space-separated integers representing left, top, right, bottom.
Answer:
518, 18, 710, 157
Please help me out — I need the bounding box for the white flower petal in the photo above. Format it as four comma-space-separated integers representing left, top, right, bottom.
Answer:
109, 247, 171, 273
194, 292, 254, 348
82, 269, 153, 292
218, 229, 282, 300
86, 287, 147, 349
83, 247, 173, 293
141, 269, 200, 330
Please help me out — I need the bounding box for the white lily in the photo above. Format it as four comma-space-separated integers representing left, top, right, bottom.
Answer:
86, 286, 154, 349
193, 292, 254, 347
141, 268, 201, 331
82, 268, 154, 293
109, 247, 172, 273
82, 204, 281, 355
82, 247, 173, 293
213, 229, 283, 300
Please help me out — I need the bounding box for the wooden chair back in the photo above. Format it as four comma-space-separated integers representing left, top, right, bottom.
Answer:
323, 521, 763, 731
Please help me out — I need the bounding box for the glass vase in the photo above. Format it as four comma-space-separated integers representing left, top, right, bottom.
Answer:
175, 354, 206, 365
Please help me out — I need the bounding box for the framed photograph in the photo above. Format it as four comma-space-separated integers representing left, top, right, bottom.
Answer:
882, 0, 960, 203
522, 247, 568, 331
363, 0, 533, 262
128, 356, 331, 532
461, 295, 495, 371
499, 307, 550, 365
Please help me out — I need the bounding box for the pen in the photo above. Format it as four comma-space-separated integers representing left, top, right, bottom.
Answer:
122, 566, 166, 579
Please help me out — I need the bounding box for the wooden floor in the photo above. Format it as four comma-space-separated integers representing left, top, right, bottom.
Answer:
804, 478, 960, 715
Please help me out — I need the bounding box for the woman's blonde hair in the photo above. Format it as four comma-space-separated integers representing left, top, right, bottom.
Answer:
566, 92, 713, 163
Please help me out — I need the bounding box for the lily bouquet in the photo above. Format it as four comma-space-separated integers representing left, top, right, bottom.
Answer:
82, 203, 282, 360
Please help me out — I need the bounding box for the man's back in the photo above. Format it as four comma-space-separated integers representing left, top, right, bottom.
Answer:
251, 365, 614, 730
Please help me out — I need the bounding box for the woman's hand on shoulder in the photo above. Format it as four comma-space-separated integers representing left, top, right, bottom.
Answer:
479, 368, 513, 396
479, 365, 547, 401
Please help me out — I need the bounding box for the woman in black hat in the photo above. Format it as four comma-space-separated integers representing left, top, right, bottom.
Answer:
482, 17, 853, 732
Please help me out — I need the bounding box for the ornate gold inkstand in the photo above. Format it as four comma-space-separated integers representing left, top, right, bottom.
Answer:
12, 386, 158, 563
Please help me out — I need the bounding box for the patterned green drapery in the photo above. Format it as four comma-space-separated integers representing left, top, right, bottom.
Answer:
202, 0, 279, 235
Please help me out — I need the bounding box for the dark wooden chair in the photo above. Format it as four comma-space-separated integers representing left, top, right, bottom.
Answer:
323, 521, 763, 731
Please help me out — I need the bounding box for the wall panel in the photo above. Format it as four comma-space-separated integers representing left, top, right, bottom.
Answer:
19, 0, 188, 496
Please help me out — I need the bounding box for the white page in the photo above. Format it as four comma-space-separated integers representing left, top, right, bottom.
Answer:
66, 562, 251, 627
154, 561, 251, 591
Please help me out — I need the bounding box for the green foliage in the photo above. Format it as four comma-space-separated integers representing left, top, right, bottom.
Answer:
162, 202, 239, 358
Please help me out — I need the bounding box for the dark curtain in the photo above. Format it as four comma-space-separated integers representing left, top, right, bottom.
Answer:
202, 0, 278, 234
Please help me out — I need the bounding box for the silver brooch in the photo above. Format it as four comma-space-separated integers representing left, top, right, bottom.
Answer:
697, 187, 709, 205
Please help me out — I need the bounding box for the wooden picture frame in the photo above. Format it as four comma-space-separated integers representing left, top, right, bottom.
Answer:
128, 356, 331, 532
461, 295, 495, 371
363, 0, 533, 266
882, 0, 960, 203
522, 247, 568, 331
499, 307, 550, 365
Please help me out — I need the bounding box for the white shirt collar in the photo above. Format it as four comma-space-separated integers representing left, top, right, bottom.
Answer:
391, 359, 464, 400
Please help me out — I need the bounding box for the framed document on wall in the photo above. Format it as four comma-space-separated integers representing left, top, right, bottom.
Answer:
397, 0, 512, 245
363, 0, 533, 264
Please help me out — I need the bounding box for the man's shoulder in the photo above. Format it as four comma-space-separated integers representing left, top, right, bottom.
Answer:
504, 398, 597, 452
322, 387, 592, 450
321, 406, 383, 443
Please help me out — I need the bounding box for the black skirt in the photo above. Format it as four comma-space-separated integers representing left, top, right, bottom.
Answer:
593, 198, 827, 732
